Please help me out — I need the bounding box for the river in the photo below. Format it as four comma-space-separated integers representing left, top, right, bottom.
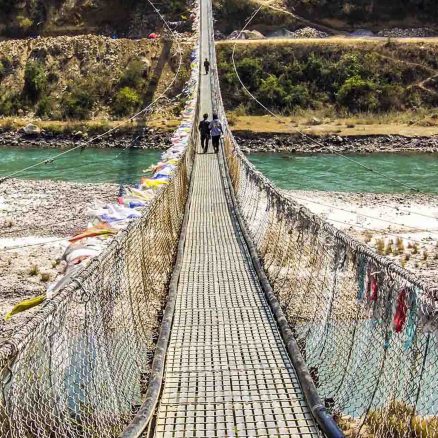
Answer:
0, 147, 161, 184
248, 152, 438, 194
1, 148, 437, 193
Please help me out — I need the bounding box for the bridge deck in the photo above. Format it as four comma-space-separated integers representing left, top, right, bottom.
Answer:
153, 1, 320, 436
154, 151, 319, 437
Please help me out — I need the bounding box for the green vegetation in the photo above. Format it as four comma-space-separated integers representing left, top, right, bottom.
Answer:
0, 0, 191, 38
0, 92, 20, 116
62, 85, 95, 120
120, 60, 148, 88
217, 41, 438, 116
23, 61, 47, 103
0, 33, 191, 120
16, 16, 33, 31
113, 87, 141, 116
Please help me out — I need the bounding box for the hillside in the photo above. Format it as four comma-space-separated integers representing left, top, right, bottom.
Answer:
217, 39, 438, 118
0, 0, 191, 38
287, 0, 438, 31
0, 35, 192, 122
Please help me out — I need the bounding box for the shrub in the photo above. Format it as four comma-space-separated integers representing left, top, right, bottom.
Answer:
23, 61, 47, 103
86, 74, 114, 101
0, 92, 20, 116
16, 15, 33, 31
258, 75, 287, 108
36, 96, 54, 118
112, 86, 141, 116
0, 61, 4, 79
379, 84, 404, 111
235, 57, 263, 90
119, 59, 147, 89
337, 53, 367, 81
337, 76, 379, 112
283, 84, 310, 109
62, 87, 94, 120
303, 53, 325, 80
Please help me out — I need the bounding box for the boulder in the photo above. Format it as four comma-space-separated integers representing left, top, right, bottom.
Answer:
267, 29, 296, 38
310, 117, 322, 126
23, 124, 41, 135
228, 30, 265, 40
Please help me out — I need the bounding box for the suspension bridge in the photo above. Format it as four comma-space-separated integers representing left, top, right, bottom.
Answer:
0, 0, 436, 437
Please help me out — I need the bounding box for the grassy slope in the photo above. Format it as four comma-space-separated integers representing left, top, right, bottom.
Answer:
0, 36, 192, 122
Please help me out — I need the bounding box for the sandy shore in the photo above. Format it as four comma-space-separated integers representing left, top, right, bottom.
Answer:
285, 190, 438, 288
2, 178, 437, 339
0, 179, 117, 339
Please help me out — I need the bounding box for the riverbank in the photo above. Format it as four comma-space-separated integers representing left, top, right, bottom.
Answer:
0, 126, 172, 150
236, 132, 438, 153
229, 114, 438, 138
2, 127, 438, 154
0, 178, 117, 338
285, 190, 438, 288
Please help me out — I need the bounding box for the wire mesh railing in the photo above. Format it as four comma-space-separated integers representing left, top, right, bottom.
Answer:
0, 135, 198, 437
207, 6, 438, 438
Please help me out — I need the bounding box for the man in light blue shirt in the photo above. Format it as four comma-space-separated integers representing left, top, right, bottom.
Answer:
209, 114, 223, 154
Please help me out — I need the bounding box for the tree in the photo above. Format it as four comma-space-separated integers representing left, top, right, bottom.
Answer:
112, 87, 141, 116
23, 61, 47, 103
337, 76, 379, 112
236, 57, 263, 90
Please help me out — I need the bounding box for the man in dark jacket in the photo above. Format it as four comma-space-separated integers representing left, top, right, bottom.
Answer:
204, 58, 210, 74
198, 113, 210, 153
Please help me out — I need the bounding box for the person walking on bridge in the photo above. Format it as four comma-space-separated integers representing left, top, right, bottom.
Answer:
204, 58, 210, 74
198, 113, 210, 153
209, 114, 223, 154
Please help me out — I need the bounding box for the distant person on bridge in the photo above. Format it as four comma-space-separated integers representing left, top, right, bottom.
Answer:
204, 58, 210, 74
199, 113, 210, 153
209, 114, 223, 154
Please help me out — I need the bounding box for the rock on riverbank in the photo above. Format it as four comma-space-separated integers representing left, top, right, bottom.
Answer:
0, 128, 172, 150
235, 132, 438, 154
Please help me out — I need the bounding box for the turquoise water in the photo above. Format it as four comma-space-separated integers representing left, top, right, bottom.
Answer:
248, 152, 438, 194
0, 147, 161, 184
1, 147, 437, 193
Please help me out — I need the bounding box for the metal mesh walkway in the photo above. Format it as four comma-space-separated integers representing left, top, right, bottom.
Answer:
154, 152, 320, 436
